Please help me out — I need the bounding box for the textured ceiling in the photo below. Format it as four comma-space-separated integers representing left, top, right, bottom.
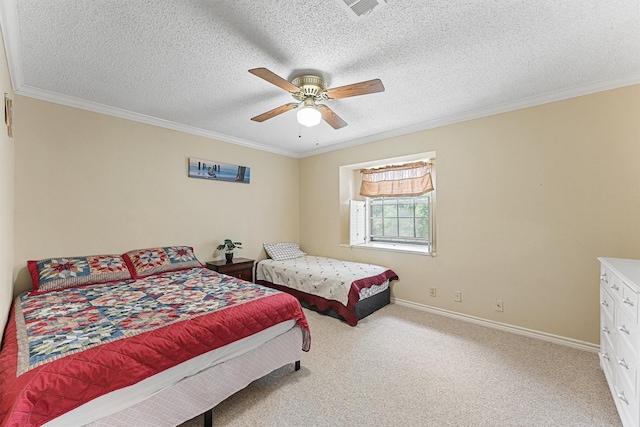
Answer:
0, 1, 638, 157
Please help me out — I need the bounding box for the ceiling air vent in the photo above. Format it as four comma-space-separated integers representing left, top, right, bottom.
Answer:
334, 0, 388, 21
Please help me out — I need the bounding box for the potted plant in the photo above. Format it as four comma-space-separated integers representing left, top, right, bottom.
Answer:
217, 239, 242, 262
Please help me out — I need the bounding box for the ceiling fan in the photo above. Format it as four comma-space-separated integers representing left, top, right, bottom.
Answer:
248, 68, 385, 129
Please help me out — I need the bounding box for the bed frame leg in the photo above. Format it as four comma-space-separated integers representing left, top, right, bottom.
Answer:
204, 408, 213, 427
295, 360, 300, 371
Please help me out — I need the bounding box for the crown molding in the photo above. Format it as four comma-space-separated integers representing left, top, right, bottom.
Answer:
299, 75, 640, 158
15, 74, 639, 160
14, 85, 299, 158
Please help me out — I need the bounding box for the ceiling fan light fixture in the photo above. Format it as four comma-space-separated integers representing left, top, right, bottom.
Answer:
249, 68, 384, 129
297, 104, 322, 127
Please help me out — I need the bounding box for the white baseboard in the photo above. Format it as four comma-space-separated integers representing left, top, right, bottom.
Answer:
391, 297, 599, 353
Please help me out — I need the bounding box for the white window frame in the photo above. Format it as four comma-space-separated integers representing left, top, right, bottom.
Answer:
344, 153, 436, 256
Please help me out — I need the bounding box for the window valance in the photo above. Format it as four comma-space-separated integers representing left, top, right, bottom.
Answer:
359, 161, 434, 197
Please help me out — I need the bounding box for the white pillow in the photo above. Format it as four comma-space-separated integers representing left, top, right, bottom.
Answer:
263, 243, 307, 261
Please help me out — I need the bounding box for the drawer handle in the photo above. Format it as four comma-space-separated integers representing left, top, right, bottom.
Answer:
623, 297, 635, 307
611, 284, 620, 291
618, 358, 629, 370
619, 325, 630, 334
602, 326, 610, 334
618, 391, 629, 405
601, 300, 610, 308
602, 352, 611, 361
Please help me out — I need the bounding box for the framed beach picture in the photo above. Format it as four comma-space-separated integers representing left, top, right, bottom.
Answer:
188, 157, 250, 184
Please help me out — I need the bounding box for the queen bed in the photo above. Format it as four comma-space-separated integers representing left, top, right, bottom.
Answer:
256, 243, 398, 326
0, 246, 310, 427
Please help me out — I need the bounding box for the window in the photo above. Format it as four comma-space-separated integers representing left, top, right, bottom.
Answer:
369, 193, 431, 245
346, 155, 436, 255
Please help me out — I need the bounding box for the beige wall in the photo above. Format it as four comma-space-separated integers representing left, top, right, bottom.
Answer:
0, 29, 15, 342
12, 97, 300, 295
300, 85, 640, 344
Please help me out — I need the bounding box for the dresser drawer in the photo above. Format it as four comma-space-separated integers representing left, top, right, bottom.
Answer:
600, 331, 616, 381
616, 305, 640, 352
614, 370, 640, 427
229, 268, 253, 282
601, 285, 615, 323
601, 302, 615, 342
205, 258, 255, 283
621, 282, 639, 323
608, 269, 625, 305
616, 338, 638, 398
601, 264, 612, 287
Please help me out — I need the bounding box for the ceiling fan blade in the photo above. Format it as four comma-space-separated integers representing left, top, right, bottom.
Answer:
251, 103, 299, 122
248, 68, 300, 93
317, 104, 348, 129
325, 78, 385, 99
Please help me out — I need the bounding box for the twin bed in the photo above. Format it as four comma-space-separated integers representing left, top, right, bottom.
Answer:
256, 243, 398, 326
0, 246, 309, 427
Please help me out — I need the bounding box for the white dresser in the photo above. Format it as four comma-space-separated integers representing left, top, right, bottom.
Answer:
599, 257, 640, 427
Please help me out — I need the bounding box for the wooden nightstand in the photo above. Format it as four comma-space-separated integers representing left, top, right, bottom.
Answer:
205, 258, 255, 282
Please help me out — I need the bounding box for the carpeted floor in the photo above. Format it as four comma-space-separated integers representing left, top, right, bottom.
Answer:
178, 304, 621, 427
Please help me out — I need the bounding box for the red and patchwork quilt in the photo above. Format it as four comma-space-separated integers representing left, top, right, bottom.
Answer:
0, 267, 310, 427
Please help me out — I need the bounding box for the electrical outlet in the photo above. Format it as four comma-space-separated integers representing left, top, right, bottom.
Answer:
429, 287, 437, 297
454, 291, 462, 302
495, 299, 504, 312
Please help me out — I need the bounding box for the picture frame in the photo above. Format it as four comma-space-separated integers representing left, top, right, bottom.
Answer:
188, 157, 250, 184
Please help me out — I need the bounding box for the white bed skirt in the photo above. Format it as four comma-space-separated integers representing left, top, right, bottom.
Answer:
44, 321, 303, 427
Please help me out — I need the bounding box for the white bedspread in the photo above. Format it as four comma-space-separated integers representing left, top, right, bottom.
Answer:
256, 256, 390, 306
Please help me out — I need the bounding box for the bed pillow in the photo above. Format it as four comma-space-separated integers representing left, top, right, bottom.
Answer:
28, 254, 132, 293
123, 246, 203, 278
263, 242, 307, 261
